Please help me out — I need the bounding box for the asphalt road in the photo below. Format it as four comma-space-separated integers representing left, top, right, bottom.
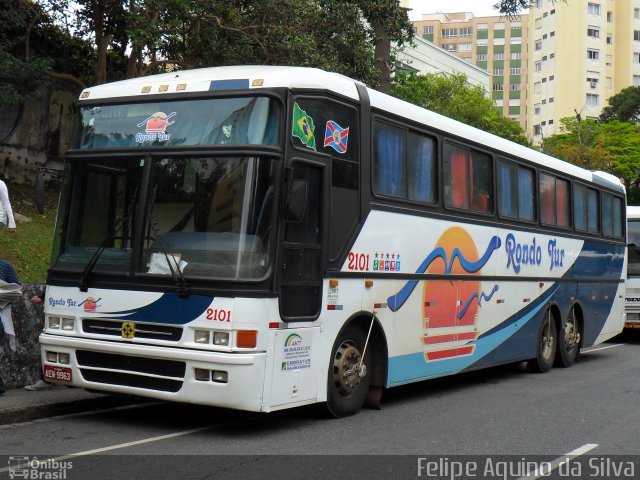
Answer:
1, 332, 639, 480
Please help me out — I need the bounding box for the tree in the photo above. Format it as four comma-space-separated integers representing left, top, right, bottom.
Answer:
600, 86, 640, 124
543, 117, 640, 187
34, 0, 412, 89
0, 0, 95, 103
391, 72, 529, 145
493, 0, 562, 17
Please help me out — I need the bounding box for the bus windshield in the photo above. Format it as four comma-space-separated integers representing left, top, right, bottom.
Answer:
628, 219, 640, 276
51, 155, 276, 281
73, 96, 279, 149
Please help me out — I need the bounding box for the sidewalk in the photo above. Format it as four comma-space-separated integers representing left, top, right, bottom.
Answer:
0, 385, 139, 425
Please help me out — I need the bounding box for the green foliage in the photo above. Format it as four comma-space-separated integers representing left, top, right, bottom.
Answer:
0, 0, 94, 102
390, 72, 529, 145
0, 182, 56, 282
39, 0, 411, 88
543, 117, 640, 185
600, 86, 640, 124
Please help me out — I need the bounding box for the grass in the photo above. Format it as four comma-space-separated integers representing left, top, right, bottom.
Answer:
0, 181, 58, 283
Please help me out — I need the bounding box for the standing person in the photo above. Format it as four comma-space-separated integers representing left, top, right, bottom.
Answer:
0, 173, 17, 233
0, 259, 22, 395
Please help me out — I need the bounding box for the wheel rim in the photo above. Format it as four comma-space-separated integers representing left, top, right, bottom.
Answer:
332, 340, 364, 397
541, 320, 555, 360
564, 319, 577, 352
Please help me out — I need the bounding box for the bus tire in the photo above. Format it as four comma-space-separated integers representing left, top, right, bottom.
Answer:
528, 309, 557, 373
556, 309, 581, 368
326, 325, 371, 418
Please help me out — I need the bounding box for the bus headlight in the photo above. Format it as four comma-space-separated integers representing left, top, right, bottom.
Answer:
48, 317, 61, 329
194, 368, 210, 381
58, 353, 70, 364
46, 351, 58, 363
194, 330, 210, 344
61, 318, 75, 331
213, 332, 229, 346
212, 370, 228, 383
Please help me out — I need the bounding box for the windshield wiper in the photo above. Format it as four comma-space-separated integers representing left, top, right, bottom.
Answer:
79, 189, 137, 292
157, 248, 190, 298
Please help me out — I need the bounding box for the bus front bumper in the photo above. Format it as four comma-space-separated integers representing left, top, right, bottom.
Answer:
39, 333, 267, 412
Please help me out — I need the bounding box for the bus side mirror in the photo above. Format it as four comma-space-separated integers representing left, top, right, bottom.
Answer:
286, 179, 307, 222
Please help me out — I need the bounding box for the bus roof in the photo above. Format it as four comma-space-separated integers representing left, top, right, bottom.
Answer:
79, 65, 624, 193
79, 65, 363, 101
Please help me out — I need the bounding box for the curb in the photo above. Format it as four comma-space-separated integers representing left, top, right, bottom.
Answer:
0, 394, 141, 426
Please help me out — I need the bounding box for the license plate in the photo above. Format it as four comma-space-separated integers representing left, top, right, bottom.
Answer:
624, 322, 640, 329
44, 365, 72, 383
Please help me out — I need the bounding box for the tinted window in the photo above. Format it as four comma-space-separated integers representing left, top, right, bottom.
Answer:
444, 142, 492, 213
373, 120, 436, 204
540, 173, 570, 228
497, 159, 535, 221
291, 97, 359, 162
602, 192, 623, 238
75, 97, 280, 149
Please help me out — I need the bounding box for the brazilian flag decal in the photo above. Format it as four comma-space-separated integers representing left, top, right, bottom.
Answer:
292, 102, 316, 150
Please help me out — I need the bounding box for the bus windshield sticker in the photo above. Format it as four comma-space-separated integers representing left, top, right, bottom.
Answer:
291, 102, 316, 150
324, 120, 349, 153
135, 111, 176, 143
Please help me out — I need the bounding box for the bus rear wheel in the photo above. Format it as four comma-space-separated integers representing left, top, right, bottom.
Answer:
327, 325, 371, 418
556, 309, 581, 368
528, 309, 557, 373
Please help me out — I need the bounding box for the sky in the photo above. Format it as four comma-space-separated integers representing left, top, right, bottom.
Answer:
407, 0, 501, 20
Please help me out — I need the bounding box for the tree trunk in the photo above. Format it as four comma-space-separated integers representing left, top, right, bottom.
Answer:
93, 0, 107, 85
374, 22, 391, 93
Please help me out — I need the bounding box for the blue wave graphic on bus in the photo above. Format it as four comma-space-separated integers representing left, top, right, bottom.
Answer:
387, 236, 501, 312
458, 285, 499, 319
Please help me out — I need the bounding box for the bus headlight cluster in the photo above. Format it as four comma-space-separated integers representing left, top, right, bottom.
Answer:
194, 368, 228, 383
48, 316, 75, 331
46, 351, 70, 365
194, 329, 229, 346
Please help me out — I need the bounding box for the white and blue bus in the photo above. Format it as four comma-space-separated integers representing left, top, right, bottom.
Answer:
39, 66, 626, 416
625, 205, 640, 329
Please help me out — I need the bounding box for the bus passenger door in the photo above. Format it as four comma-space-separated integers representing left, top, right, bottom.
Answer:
279, 161, 324, 321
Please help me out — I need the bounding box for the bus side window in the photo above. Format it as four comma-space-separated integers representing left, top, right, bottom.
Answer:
444, 143, 469, 209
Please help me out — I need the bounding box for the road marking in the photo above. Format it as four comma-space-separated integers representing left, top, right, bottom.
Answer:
0, 417, 259, 474
582, 343, 625, 354
517, 443, 599, 480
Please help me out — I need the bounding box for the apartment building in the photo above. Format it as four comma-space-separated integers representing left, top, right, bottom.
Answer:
411, 12, 529, 128
528, 0, 640, 143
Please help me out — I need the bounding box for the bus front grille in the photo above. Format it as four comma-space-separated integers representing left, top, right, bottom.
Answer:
76, 350, 185, 393
82, 319, 183, 342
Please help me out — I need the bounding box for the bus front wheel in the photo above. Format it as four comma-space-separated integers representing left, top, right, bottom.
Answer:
327, 325, 372, 418
528, 309, 557, 373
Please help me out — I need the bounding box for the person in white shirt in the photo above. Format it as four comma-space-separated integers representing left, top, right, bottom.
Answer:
0, 174, 16, 233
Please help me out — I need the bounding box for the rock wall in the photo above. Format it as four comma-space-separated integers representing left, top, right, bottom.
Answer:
0, 90, 74, 186
0, 283, 46, 389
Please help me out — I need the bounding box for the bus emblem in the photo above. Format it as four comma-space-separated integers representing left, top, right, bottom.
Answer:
121, 321, 136, 339
135, 111, 176, 143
